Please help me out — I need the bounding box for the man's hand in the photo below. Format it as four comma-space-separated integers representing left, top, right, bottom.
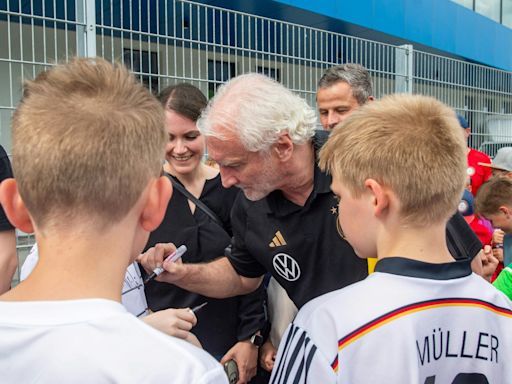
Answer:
221, 340, 258, 384
137, 243, 187, 284
139, 246, 261, 298
143, 308, 202, 348
259, 339, 277, 372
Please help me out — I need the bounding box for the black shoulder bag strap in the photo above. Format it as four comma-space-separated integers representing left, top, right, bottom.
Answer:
165, 173, 224, 228
446, 215, 468, 260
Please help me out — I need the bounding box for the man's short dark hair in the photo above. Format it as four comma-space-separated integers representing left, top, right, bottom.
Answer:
318, 63, 373, 105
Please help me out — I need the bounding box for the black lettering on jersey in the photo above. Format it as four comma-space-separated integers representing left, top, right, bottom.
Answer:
475, 333, 489, 360
445, 331, 458, 358
416, 329, 499, 366
416, 336, 430, 365
491, 335, 499, 363
460, 331, 472, 358
432, 328, 442, 360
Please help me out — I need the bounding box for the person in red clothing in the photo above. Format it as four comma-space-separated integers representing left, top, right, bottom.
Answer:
458, 189, 492, 247
457, 114, 492, 195
459, 188, 502, 281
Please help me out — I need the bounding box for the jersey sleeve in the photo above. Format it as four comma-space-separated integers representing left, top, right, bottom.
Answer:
227, 195, 267, 278
270, 323, 336, 384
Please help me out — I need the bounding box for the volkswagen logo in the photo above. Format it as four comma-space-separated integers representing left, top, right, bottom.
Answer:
272, 253, 300, 281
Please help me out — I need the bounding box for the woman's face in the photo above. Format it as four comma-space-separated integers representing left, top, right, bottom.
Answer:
164, 110, 205, 175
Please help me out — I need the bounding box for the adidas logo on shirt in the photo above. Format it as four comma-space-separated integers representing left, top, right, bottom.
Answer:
269, 231, 287, 247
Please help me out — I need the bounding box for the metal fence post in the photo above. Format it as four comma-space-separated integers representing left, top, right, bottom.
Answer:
77, 0, 97, 57
395, 44, 413, 93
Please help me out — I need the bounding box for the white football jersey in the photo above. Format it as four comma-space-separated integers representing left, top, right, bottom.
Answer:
271, 257, 512, 384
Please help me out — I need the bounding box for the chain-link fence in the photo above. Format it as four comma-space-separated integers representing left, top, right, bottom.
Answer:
2, 0, 512, 283
414, 50, 512, 154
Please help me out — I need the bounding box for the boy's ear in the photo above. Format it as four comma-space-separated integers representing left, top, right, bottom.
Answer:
364, 179, 389, 217
140, 176, 172, 232
0, 178, 34, 233
499, 206, 512, 218
273, 133, 293, 161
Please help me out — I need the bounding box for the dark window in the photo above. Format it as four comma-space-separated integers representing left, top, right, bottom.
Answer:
208, 60, 235, 99
256, 66, 281, 82
123, 49, 159, 94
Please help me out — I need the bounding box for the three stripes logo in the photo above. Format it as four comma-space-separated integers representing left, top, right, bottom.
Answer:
269, 230, 287, 248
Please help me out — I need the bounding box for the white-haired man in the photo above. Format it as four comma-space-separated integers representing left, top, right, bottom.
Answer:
139, 73, 368, 310
139, 68, 490, 307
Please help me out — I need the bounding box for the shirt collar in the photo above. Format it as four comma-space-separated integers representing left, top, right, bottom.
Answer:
374, 257, 473, 280
265, 131, 332, 215
0, 299, 127, 325
312, 130, 332, 195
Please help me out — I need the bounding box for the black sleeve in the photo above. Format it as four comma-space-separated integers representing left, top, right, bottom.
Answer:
235, 281, 268, 341
446, 212, 482, 261
228, 194, 267, 278
0, 146, 14, 231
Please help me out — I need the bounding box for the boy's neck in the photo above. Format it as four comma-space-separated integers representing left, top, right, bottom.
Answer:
377, 221, 455, 264
2, 226, 134, 302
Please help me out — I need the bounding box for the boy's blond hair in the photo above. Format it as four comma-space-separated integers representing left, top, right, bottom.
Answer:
12, 58, 166, 229
319, 94, 466, 226
475, 178, 512, 218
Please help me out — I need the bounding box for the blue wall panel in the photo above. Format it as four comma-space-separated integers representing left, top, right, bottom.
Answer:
269, 0, 512, 70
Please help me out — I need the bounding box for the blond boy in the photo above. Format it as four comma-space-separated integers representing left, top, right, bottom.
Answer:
270, 94, 512, 383
0, 58, 227, 383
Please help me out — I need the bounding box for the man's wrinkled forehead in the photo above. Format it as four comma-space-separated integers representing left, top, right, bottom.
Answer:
206, 128, 246, 163
205, 98, 239, 131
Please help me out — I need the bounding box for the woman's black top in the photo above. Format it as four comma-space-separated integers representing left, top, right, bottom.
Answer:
142, 173, 266, 357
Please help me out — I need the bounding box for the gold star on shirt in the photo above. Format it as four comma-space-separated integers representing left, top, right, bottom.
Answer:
330, 206, 337, 215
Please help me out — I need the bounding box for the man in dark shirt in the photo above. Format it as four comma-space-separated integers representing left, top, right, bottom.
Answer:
316, 63, 493, 276
139, 71, 484, 306
140, 73, 367, 308
0, 145, 16, 294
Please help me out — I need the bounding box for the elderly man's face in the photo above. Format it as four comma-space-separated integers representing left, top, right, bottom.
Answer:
317, 81, 361, 130
206, 129, 282, 201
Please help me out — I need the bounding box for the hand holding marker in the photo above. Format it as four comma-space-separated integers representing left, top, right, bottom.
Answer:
143, 245, 187, 284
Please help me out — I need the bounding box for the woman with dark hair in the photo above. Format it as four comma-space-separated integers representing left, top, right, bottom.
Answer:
143, 83, 266, 383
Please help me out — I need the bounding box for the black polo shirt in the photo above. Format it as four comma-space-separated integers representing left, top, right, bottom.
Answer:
228, 132, 368, 308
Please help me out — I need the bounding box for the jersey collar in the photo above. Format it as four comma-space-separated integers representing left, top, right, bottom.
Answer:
374, 257, 473, 280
